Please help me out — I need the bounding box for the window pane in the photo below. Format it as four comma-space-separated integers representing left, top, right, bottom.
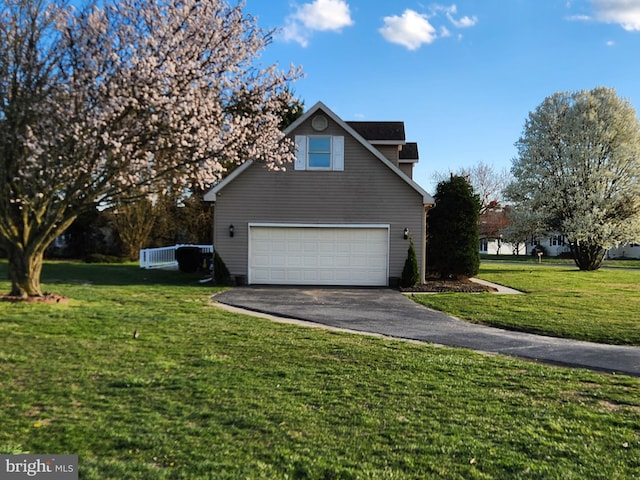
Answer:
309, 137, 331, 152
309, 153, 331, 168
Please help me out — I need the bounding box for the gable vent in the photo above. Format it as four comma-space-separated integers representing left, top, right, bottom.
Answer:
311, 115, 328, 132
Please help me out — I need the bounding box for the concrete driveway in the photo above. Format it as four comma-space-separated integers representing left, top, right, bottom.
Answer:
212, 287, 640, 377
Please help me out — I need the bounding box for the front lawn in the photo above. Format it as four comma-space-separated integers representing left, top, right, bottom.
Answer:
412, 263, 640, 346
0, 261, 639, 479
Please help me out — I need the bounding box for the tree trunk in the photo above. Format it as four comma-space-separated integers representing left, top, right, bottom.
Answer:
570, 242, 606, 271
7, 246, 45, 297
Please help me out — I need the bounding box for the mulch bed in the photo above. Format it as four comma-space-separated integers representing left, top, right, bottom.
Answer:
0, 293, 69, 304
400, 278, 497, 293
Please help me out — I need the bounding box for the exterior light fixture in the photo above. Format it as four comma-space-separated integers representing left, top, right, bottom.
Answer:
403, 228, 409, 240
229, 225, 235, 237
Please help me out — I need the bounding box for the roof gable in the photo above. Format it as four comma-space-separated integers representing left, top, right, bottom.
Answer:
205, 102, 434, 205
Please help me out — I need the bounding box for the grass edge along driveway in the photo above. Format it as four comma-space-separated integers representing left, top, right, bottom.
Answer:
412, 262, 640, 347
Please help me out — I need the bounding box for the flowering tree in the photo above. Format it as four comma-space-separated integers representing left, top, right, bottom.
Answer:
109, 96, 303, 261
0, 0, 301, 297
505, 87, 640, 270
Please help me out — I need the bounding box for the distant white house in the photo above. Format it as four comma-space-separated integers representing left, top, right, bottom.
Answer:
478, 207, 526, 256
525, 234, 571, 257
478, 202, 640, 259
479, 237, 525, 256
522, 234, 640, 259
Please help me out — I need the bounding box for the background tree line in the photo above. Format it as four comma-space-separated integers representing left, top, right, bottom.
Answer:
39, 189, 213, 262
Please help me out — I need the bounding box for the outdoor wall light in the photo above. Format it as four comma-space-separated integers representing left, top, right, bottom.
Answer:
229, 225, 234, 237
403, 227, 409, 240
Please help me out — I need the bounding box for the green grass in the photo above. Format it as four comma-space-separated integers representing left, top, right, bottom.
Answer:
414, 262, 640, 346
0, 261, 639, 479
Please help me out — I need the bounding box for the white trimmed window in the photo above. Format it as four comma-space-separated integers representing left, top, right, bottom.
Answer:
294, 135, 344, 171
308, 136, 331, 169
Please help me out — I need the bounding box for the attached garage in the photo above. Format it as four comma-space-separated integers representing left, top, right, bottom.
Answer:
248, 224, 389, 286
204, 102, 435, 285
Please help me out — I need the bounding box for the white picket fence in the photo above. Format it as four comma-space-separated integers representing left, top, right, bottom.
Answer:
139, 244, 213, 269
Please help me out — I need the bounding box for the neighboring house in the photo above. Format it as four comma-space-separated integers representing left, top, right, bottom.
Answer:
203, 101, 434, 286
608, 244, 640, 259
526, 234, 571, 257
478, 206, 524, 255
479, 237, 524, 256
524, 234, 640, 259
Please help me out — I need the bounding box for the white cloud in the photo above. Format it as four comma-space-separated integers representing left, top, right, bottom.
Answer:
379, 9, 438, 50
606, 39, 616, 45
566, 14, 593, 22
379, 5, 477, 50
453, 15, 478, 27
590, 0, 640, 31
283, 0, 354, 46
442, 4, 478, 28
282, 20, 310, 47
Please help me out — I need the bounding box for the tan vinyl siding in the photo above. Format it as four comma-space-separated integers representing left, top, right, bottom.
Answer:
399, 162, 414, 179
374, 145, 400, 165
213, 116, 426, 282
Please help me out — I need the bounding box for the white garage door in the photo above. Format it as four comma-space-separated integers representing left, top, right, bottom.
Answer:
249, 225, 389, 286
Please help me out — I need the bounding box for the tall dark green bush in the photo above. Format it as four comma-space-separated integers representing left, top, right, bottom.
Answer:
401, 237, 420, 287
427, 175, 481, 279
213, 250, 231, 285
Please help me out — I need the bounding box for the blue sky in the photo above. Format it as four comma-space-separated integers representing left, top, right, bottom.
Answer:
244, 0, 640, 193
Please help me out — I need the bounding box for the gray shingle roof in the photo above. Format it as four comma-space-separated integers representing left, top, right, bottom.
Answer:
346, 121, 405, 142
399, 142, 419, 161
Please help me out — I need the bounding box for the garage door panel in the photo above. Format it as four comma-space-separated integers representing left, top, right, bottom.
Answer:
288, 242, 303, 253
286, 255, 303, 268
318, 271, 337, 282
318, 242, 336, 254
334, 242, 350, 254
253, 258, 267, 268
318, 255, 337, 267
351, 256, 375, 268
302, 257, 318, 267
303, 271, 320, 282
286, 271, 303, 282
249, 226, 388, 286
271, 242, 286, 253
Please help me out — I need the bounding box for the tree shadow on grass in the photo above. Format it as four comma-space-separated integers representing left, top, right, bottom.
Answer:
0, 260, 216, 289
478, 266, 580, 276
